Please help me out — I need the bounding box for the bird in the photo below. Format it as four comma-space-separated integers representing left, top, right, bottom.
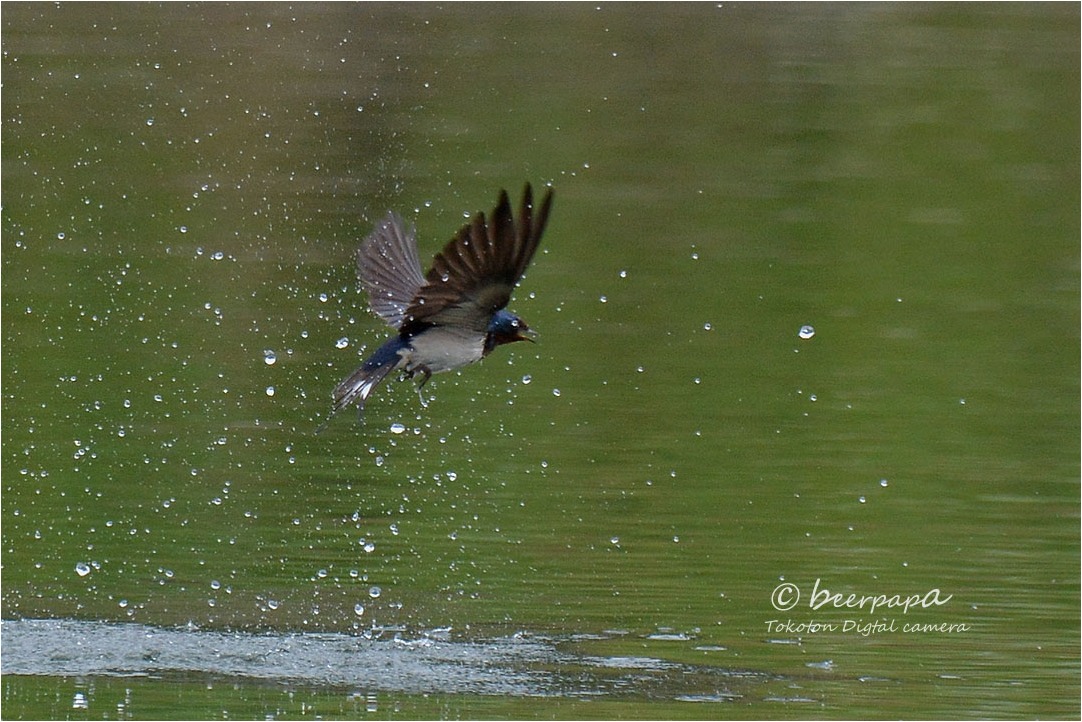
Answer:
319, 183, 553, 428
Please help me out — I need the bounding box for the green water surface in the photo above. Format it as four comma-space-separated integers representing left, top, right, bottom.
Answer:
2, 3, 1078, 719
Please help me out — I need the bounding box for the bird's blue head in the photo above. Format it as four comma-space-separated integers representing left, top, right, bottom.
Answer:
485, 309, 534, 354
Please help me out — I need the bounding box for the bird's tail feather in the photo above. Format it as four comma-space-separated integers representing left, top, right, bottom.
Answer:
315, 347, 401, 433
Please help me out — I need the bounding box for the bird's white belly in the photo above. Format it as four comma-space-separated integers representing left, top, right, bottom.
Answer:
401, 326, 485, 375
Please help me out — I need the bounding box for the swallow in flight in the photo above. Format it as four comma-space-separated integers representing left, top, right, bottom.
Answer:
320, 184, 553, 427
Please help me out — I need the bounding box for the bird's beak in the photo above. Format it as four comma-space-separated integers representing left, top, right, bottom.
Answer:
517, 327, 537, 343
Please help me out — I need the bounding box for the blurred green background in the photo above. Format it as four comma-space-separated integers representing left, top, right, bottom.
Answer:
2, 3, 1078, 719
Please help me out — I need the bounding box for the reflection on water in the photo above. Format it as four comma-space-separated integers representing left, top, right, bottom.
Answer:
2, 618, 782, 703
2, 2, 1078, 719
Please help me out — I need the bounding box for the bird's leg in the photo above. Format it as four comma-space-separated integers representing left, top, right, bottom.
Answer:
413, 366, 432, 408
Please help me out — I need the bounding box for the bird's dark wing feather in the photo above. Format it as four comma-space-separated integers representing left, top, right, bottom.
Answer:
402, 184, 553, 334
356, 212, 427, 329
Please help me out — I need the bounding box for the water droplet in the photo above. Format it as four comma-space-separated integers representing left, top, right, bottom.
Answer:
610, 536, 620, 546
354, 603, 365, 616
879, 479, 889, 488
521, 374, 532, 384
75, 562, 91, 577
798, 325, 816, 340
368, 586, 382, 598
267, 599, 280, 610
265, 386, 275, 397
263, 350, 277, 365
552, 388, 561, 397
336, 337, 349, 349
389, 423, 406, 434
858, 496, 867, 504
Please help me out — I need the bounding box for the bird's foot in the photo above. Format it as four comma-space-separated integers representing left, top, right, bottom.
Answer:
414, 367, 432, 408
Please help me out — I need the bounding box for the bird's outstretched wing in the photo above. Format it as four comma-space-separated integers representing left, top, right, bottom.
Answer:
401, 184, 553, 334
356, 212, 427, 330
